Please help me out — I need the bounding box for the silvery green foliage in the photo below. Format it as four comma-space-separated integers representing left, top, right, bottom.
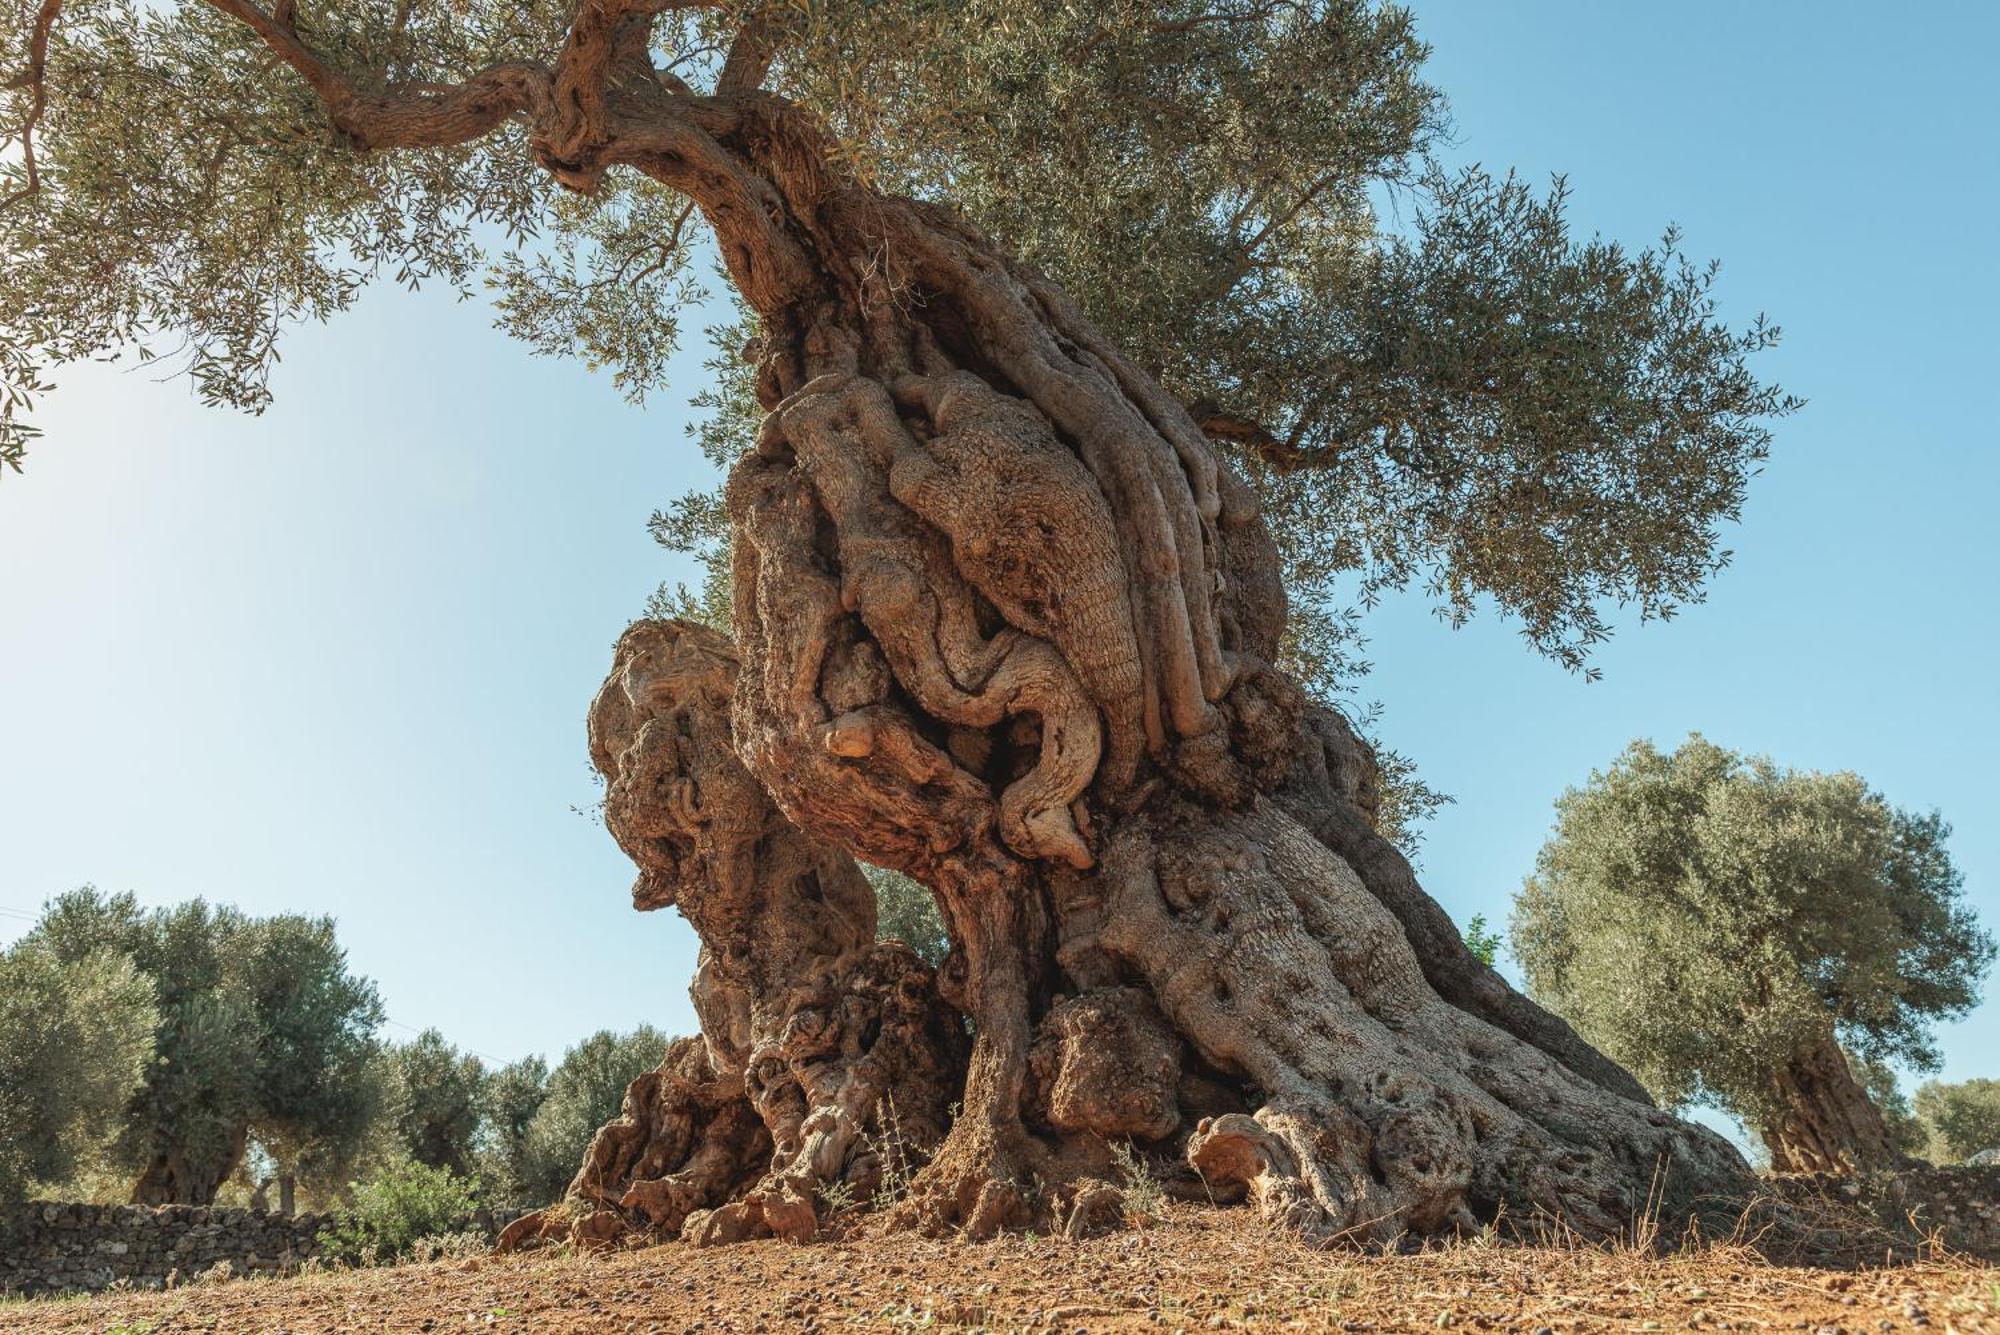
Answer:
757, 1, 1799, 678
385, 1027, 487, 1177
866, 864, 949, 969
22, 886, 387, 1200
1911, 1077, 2000, 1166
0, 0, 575, 465
473, 1054, 552, 1211
0, 942, 157, 1202
1511, 736, 1992, 1132
6, 0, 1792, 685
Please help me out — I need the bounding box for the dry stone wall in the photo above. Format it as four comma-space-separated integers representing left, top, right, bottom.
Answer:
1773, 1165, 2000, 1262
0, 1202, 326, 1296
1860, 1164, 2000, 1260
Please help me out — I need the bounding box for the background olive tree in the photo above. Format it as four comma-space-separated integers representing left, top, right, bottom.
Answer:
1912, 1078, 2000, 1165
21, 888, 388, 1205
0, 942, 157, 1203
1511, 736, 1992, 1174
380, 1024, 671, 1212
475, 1054, 553, 1210
384, 1027, 488, 1179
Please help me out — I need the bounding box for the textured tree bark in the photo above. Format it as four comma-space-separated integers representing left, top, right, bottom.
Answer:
1758, 1040, 1900, 1175
500, 622, 966, 1252
507, 67, 1753, 1246
130, 1127, 246, 1207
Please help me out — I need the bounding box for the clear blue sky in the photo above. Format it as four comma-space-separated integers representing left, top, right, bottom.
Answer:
2, 0, 1995, 1117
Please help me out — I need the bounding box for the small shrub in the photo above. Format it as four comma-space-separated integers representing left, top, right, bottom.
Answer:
322, 1159, 480, 1265
816, 1178, 857, 1214
409, 1229, 489, 1263
1110, 1141, 1164, 1225
866, 1093, 920, 1212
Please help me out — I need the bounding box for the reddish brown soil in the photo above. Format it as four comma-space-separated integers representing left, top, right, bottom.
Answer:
5, 1207, 1995, 1333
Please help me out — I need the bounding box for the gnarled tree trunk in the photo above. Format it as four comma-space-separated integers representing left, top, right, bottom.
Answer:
131, 1126, 246, 1207
503, 55, 1752, 1248
502, 622, 966, 1251
1758, 1040, 1901, 1175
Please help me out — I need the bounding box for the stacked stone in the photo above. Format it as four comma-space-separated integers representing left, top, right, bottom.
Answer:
1773, 1164, 2000, 1262
1886, 1164, 2000, 1258
0, 1202, 325, 1296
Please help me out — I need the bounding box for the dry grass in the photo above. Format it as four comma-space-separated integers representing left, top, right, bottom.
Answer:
2, 1203, 1994, 1333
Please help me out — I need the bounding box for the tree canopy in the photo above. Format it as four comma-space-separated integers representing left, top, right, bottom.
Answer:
1511, 737, 1992, 1172
1912, 1078, 2000, 1165
475, 1053, 553, 1209
21, 887, 387, 1203
865, 865, 949, 969
0, 941, 157, 1203
384, 1027, 488, 1178
4, 0, 1793, 690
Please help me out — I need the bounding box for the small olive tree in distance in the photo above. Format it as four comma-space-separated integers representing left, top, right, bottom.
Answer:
0, 942, 157, 1203
1511, 736, 1992, 1174
385, 1027, 488, 1177
1912, 1078, 2000, 1165
24, 888, 388, 1205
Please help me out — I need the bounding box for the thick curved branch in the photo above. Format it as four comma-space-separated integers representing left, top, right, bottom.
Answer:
0, 0, 63, 208
1194, 403, 1315, 473
601, 109, 819, 315
716, 7, 777, 96
543, 0, 714, 167
200, 0, 551, 150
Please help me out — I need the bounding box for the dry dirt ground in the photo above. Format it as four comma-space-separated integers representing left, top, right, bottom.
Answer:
4, 1207, 1995, 1334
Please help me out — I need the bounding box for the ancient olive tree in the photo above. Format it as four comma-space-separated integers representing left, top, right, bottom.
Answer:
22, 889, 388, 1205
1512, 737, 1993, 1175
9, 1, 1798, 1242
